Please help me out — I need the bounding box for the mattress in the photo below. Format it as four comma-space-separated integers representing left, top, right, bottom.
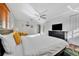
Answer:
21, 34, 68, 56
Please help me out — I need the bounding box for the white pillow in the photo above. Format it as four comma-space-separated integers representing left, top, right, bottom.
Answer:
0, 33, 16, 54
0, 33, 24, 56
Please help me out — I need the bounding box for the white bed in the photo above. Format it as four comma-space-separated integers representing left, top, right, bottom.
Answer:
21, 34, 68, 56
1, 33, 68, 56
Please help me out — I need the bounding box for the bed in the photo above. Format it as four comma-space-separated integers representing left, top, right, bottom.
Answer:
21, 34, 68, 56
0, 33, 68, 56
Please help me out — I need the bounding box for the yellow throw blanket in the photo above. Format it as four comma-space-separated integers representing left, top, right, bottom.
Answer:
13, 32, 28, 45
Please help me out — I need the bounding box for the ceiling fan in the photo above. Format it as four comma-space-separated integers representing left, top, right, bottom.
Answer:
35, 9, 47, 19
34, 9, 48, 23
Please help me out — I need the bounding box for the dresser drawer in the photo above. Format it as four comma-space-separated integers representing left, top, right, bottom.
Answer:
49, 31, 65, 39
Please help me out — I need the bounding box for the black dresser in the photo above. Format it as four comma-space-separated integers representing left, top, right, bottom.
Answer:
48, 30, 65, 39
0, 39, 5, 56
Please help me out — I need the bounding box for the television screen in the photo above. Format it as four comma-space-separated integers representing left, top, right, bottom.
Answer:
52, 23, 62, 30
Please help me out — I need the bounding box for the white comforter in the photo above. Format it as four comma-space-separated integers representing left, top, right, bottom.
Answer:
21, 34, 68, 56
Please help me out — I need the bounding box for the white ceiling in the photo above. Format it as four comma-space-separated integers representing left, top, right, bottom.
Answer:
30, 3, 79, 19
7, 3, 79, 22
7, 3, 39, 20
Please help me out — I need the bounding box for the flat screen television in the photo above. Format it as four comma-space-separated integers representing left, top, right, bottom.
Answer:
52, 23, 62, 30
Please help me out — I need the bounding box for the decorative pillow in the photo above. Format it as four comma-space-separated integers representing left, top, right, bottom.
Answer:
13, 32, 28, 45
13, 32, 21, 45
19, 32, 28, 36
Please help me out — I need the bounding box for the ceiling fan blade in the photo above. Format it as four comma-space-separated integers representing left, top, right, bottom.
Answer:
41, 16, 47, 19
41, 14, 46, 16
40, 9, 48, 13
40, 15, 46, 17
34, 13, 40, 17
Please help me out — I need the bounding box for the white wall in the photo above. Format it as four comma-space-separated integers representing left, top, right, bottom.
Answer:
7, 3, 41, 35
44, 13, 79, 35
63, 13, 79, 31
10, 11, 79, 35
9, 13, 79, 35
9, 14, 39, 35
14, 18, 39, 35
44, 17, 64, 35
7, 3, 79, 35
